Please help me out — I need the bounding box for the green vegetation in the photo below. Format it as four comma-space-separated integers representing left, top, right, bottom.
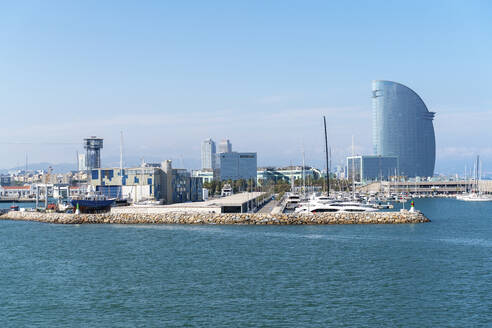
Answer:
203, 178, 259, 196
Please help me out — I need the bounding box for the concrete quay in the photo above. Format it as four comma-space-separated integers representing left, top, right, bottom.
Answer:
0, 211, 430, 225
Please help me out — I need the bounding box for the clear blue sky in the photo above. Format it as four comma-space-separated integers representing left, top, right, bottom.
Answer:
1, 1, 491, 173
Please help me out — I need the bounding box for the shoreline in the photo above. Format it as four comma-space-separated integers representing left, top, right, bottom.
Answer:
0, 211, 430, 225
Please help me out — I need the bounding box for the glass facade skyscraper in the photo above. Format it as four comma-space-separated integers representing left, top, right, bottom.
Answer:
346, 155, 399, 183
201, 138, 216, 170
218, 139, 232, 153
217, 152, 257, 181
372, 81, 436, 178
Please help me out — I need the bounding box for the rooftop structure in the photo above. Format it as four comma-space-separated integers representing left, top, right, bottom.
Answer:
111, 192, 266, 214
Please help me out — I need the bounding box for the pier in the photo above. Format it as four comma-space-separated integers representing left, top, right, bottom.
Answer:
112, 192, 270, 214
0, 210, 430, 225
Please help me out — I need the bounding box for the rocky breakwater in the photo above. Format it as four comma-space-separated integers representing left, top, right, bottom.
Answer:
0, 210, 430, 225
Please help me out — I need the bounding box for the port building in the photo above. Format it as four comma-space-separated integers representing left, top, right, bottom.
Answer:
0, 185, 32, 198
89, 160, 202, 204
372, 81, 436, 178
257, 166, 322, 184
111, 192, 268, 214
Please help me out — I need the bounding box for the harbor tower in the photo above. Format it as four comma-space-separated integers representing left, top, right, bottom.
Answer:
84, 137, 103, 170
372, 81, 436, 178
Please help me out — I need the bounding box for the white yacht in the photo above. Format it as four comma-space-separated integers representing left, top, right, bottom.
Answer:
285, 193, 302, 209
294, 201, 378, 214
456, 155, 492, 202
456, 193, 492, 202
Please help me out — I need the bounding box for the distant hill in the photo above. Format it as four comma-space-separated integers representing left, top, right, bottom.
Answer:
0, 156, 201, 174
0, 162, 77, 174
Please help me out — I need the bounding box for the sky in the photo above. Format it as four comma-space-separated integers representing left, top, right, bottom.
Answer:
0, 1, 491, 174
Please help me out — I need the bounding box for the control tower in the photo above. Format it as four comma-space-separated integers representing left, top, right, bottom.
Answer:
84, 137, 103, 170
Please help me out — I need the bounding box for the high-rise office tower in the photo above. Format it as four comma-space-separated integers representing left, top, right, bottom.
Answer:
201, 138, 216, 169
372, 80, 436, 177
84, 137, 104, 170
218, 139, 232, 153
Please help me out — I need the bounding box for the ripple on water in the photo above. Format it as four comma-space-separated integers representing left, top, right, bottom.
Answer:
0, 198, 491, 327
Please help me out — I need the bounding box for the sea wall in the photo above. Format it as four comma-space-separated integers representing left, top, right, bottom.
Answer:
0, 211, 430, 225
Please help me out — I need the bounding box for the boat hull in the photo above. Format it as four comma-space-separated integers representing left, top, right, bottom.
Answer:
70, 199, 115, 213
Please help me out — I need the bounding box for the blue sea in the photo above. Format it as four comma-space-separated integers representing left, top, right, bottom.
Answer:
0, 198, 490, 327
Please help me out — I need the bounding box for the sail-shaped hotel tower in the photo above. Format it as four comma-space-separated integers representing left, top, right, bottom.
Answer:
372, 81, 436, 178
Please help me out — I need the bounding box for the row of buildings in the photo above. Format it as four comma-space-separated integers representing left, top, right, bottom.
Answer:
1, 80, 438, 199
89, 160, 202, 204
196, 81, 437, 185
197, 138, 258, 182
73, 137, 204, 204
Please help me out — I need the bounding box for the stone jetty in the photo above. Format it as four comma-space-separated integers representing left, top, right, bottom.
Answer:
0, 211, 430, 225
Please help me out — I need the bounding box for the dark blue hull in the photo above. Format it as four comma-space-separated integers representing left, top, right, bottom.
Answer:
70, 199, 115, 213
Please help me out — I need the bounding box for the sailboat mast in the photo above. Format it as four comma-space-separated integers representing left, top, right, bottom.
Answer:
476, 155, 479, 193
323, 116, 330, 196
120, 131, 124, 172
351, 135, 355, 199
302, 144, 306, 198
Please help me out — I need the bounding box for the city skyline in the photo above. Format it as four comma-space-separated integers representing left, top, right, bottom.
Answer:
1, 1, 491, 174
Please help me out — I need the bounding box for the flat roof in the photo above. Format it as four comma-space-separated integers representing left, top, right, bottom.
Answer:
165, 192, 265, 208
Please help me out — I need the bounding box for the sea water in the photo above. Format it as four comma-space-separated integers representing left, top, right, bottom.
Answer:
0, 198, 490, 327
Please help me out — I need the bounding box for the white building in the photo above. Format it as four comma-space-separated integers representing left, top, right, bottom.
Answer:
78, 153, 87, 171
0, 185, 33, 198
192, 169, 215, 183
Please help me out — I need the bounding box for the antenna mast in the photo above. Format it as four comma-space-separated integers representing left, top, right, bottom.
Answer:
323, 116, 330, 196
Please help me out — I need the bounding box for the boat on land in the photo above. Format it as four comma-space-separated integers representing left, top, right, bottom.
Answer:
70, 194, 115, 213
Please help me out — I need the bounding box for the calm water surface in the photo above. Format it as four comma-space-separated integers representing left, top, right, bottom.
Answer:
1, 198, 490, 327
